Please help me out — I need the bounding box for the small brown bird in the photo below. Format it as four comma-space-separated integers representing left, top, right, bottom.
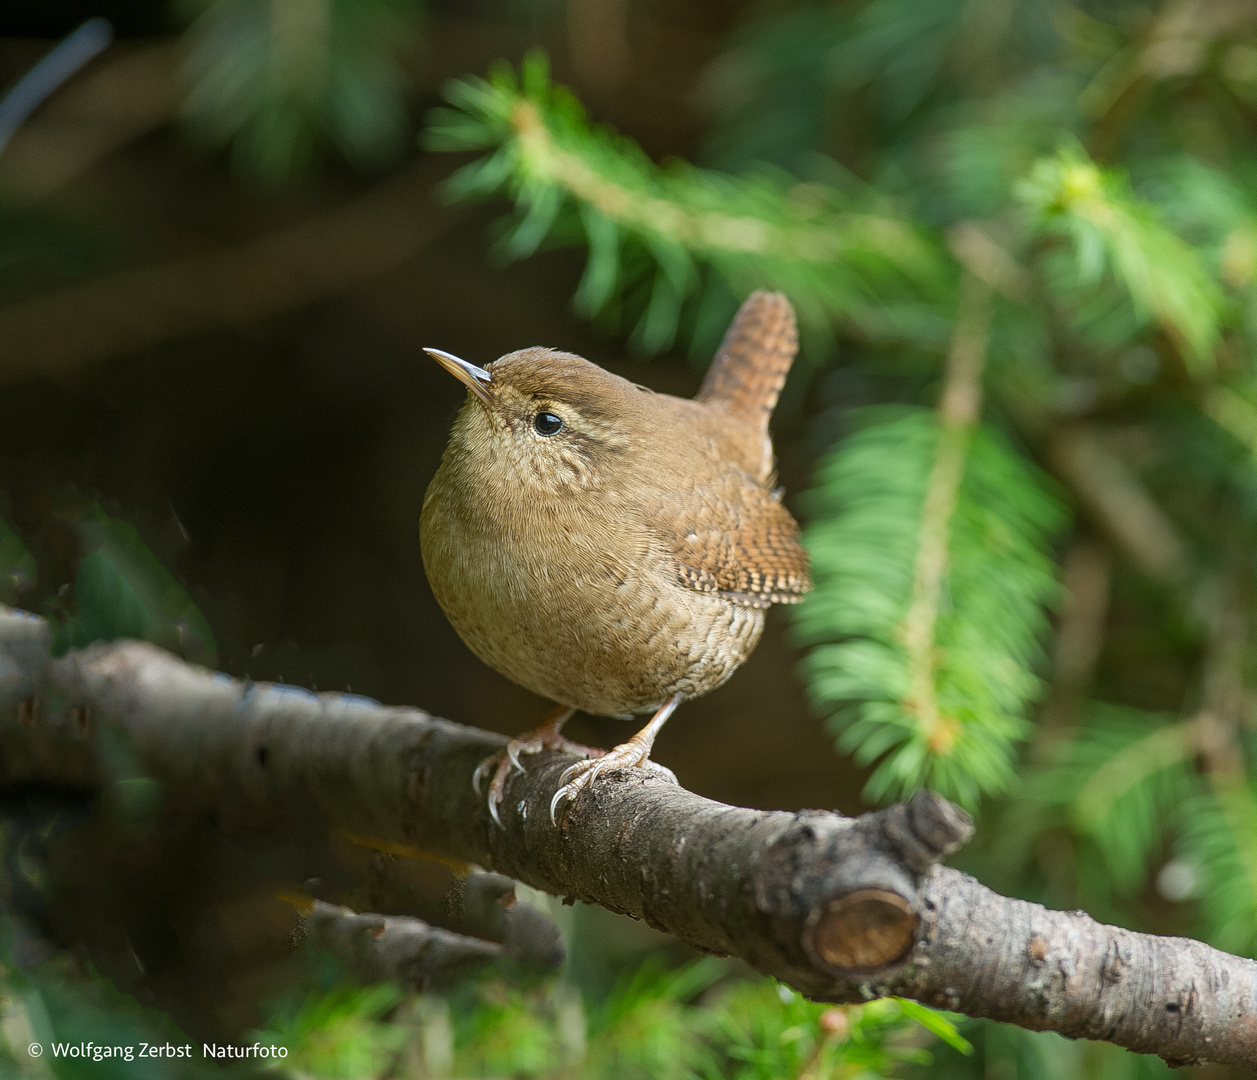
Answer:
421, 291, 811, 823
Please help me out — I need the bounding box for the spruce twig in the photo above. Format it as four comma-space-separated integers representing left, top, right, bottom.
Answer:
426, 56, 946, 352
1030, 537, 1112, 762
901, 272, 992, 755
508, 98, 910, 273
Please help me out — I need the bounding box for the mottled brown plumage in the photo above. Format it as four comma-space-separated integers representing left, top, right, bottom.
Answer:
420, 291, 811, 822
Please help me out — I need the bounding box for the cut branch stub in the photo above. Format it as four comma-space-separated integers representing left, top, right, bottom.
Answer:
749, 794, 971, 982
805, 889, 917, 972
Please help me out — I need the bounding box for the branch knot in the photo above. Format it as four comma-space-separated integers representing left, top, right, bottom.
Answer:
879, 790, 973, 874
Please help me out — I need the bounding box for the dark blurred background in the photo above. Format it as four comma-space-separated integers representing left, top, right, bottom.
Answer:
0, 0, 859, 820
9, 2, 1257, 1076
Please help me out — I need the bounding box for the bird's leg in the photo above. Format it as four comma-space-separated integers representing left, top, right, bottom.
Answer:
474, 705, 601, 826
549, 695, 681, 823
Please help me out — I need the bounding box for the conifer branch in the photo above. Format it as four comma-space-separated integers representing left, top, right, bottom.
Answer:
798, 403, 1062, 805
1019, 147, 1222, 374
425, 56, 946, 351
901, 273, 992, 756
179, 0, 416, 181
2, 611, 1256, 1067
507, 98, 911, 272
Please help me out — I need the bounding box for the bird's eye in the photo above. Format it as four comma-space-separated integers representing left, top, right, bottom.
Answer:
533, 412, 563, 436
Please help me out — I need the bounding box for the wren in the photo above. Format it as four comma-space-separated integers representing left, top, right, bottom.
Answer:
420, 291, 811, 824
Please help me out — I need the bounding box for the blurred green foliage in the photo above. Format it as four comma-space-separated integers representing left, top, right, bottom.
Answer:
177, 0, 419, 182
0, 924, 228, 1080
796, 408, 1064, 805
0, 916, 966, 1079
0, 514, 36, 608
1018, 146, 1223, 373
6, 0, 1257, 1075
49, 506, 216, 667
435, 963, 967, 1080
260, 983, 406, 1077
918, 1017, 1173, 1080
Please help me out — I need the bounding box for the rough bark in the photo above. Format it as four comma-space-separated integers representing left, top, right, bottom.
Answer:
1, 608, 1255, 1068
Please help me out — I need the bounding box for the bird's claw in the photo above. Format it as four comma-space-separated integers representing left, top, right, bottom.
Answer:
475, 728, 602, 826
472, 744, 530, 803
548, 752, 677, 824
507, 743, 526, 774
472, 756, 492, 797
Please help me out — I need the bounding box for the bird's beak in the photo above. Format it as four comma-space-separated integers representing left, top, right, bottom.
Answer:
424, 347, 493, 406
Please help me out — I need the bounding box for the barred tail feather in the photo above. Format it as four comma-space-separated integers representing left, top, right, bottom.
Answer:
696, 291, 798, 428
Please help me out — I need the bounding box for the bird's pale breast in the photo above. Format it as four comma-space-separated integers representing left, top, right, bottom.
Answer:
421, 466, 766, 716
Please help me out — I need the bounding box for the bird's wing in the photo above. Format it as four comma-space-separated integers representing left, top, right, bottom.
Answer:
649, 467, 812, 608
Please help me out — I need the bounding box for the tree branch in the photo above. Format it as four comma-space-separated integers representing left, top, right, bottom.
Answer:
0, 40, 179, 206
0, 607, 1255, 1067
297, 899, 504, 989
306, 865, 567, 970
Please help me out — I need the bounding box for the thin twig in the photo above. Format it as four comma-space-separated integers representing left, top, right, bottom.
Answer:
900, 272, 991, 752
0, 18, 114, 157
1048, 423, 1194, 588
0, 40, 182, 206
298, 899, 504, 989
1031, 535, 1112, 762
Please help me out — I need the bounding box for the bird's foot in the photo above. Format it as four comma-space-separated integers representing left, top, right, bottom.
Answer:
549, 743, 677, 824
474, 711, 601, 827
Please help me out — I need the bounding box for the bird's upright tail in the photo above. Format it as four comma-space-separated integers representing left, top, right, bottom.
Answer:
695, 290, 798, 428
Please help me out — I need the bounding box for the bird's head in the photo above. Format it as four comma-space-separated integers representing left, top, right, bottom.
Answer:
425, 346, 649, 496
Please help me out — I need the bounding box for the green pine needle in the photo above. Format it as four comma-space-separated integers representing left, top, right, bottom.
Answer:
1018, 145, 1223, 374
1178, 781, 1257, 957
424, 54, 949, 356
1029, 705, 1196, 894
795, 408, 1064, 807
